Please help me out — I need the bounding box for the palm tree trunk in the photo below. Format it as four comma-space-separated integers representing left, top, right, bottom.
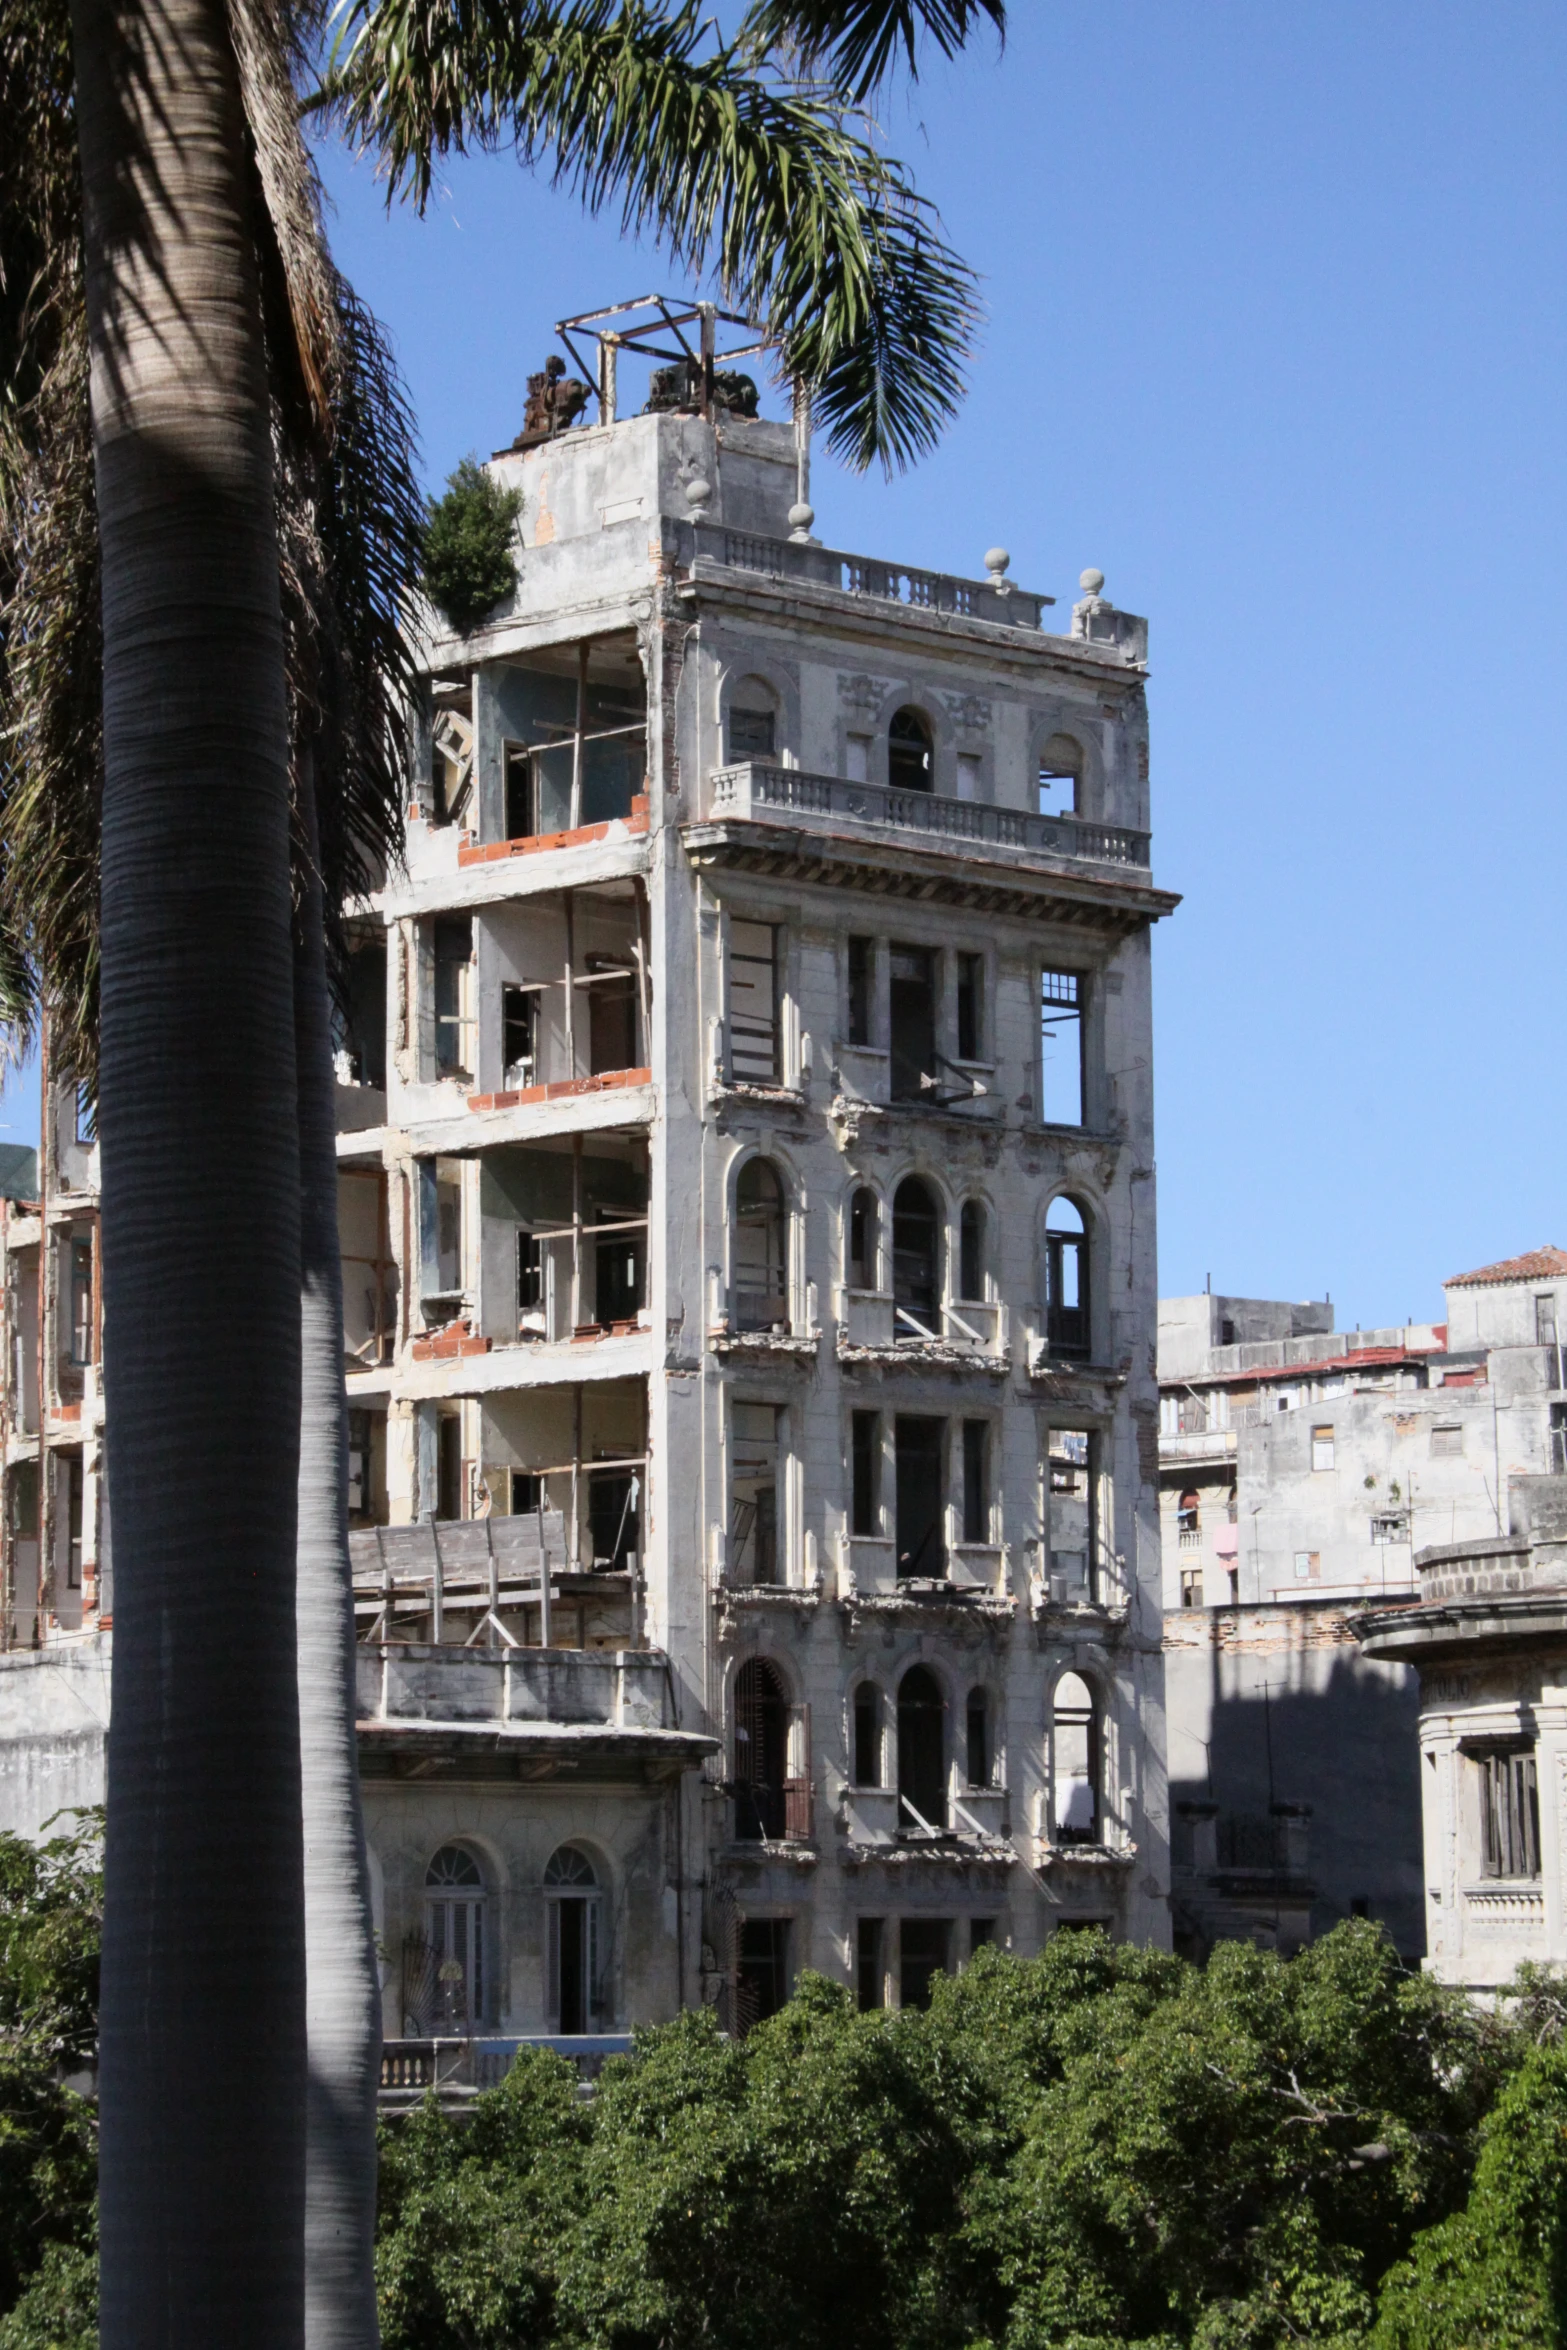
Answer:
69, 0, 308, 2336
294, 763, 382, 2350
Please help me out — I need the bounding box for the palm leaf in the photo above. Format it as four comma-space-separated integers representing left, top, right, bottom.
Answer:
737, 0, 1006, 101
321, 0, 981, 471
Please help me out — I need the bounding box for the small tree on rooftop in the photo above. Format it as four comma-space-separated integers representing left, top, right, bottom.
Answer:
422, 459, 524, 636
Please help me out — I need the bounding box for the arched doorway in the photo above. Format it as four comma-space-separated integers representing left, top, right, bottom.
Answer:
892, 1177, 940, 1329
898, 1666, 946, 1834
1045, 1197, 1089, 1361
425, 1843, 488, 2031
888, 706, 934, 792
544, 1844, 602, 2034
1052, 1674, 1099, 1846
734, 1159, 787, 1331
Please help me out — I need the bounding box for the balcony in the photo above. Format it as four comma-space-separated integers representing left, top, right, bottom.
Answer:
379, 2034, 632, 2107
705, 763, 1150, 876
838, 1290, 1009, 1366
354, 1633, 717, 1783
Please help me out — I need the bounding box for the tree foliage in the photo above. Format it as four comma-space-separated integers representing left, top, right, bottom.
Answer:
420, 458, 525, 636
0, 1912, 1563, 2350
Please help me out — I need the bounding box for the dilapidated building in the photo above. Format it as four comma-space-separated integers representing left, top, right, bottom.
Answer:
0, 298, 1179, 2065
1160, 1251, 1567, 1962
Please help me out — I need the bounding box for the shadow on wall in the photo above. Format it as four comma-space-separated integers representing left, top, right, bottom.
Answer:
1166, 1636, 1425, 1965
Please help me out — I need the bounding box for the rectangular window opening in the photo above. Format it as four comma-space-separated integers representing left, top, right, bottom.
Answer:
899, 1919, 950, 2011
961, 1420, 989, 1545
1480, 1748, 1540, 1880
737, 1919, 790, 2031
956, 953, 983, 1061
433, 916, 474, 1077
1311, 1425, 1335, 1472
889, 945, 936, 1103
1046, 1427, 1095, 1602
851, 1411, 880, 1538
895, 1415, 945, 1581
731, 1402, 781, 1586
1040, 969, 1084, 1126
729, 921, 780, 1086
501, 984, 539, 1090
729, 705, 776, 760
855, 1917, 884, 2011
847, 936, 874, 1047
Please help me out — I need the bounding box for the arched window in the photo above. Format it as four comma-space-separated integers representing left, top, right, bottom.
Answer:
898, 1665, 946, 1834
965, 1686, 991, 1789
425, 1844, 488, 2031
892, 1177, 941, 1330
853, 1682, 883, 1787
1052, 1674, 1099, 1846
888, 706, 934, 793
959, 1201, 986, 1302
728, 677, 779, 762
1044, 1198, 1089, 1361
544, 1844, 602, 2035
1177, 1490, 1201, 1546
848, 1187, 880, 1290
1038, 732, 1082, 817
734, 1657, 788, 1841
734, 1159, 788, 1331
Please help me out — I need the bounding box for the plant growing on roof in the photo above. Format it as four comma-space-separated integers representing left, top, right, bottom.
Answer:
421, 457, 525, 636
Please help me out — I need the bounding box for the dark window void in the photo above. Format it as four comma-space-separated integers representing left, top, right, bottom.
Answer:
502, 985, 538, 1089
970, 1917, 996, 1956
587, 1468, 638, 1569
856, 1917, 885, 2010
1480, 1748, 1541, 1879
898, 1665, 946, 1833
587, 954, 638, 1075
336, 934, 387, 1088
729, 921, 780, 1084
437, 1414, 463, 1521
959, 1201, 984, 1302
65, 1452, 83, 1587
1047, 1427, 1095, 1600
433, 916, 472, 1076
594, 1232, 643, 1325
899, 1918, 949, 2009
956, 952, 983, 1061
1053, 1673, 1099, 1846
888, 706, 934, 793
729, 702, 776, 759
736, 1918, 789, 2031
890, 945, 936, 1101
896, 1416, 945, 1580
734, 1159, 787, 1331
851, 1411, 880, 1537
1045, 1199, 1089, 1361
849, 1188, 879, 1290
853, 1682, 882, 1787
892, 1178, 940, 1326
847, 935, 874, 1046
965, 1686, 990, 1788
962, 1420, 989, 1544
504, 743, 535, 841
1041, 969, 1084, 1126
734, 1657, 789, 1842
69, 1241, 93, 1367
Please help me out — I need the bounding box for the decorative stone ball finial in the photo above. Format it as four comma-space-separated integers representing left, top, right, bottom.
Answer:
1079, 567, 1106, 597
984, 547, 1011, 591
685, 476, 712, 518
787, 501, 816, 544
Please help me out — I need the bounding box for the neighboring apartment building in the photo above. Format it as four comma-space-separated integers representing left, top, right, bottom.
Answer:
1355, 1471, 1567, 1994
1159, 1251, 1567, 1963
0, 300, 1178, 2061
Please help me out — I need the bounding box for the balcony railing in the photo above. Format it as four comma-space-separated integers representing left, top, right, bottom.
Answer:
707, 765, 1150, 871
688, 522, 1055, 629
839, 1291, 1009, 1356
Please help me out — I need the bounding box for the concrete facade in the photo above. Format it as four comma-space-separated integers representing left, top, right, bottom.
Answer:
1356, 1469, 1567, 1992
0, 325, 1178, 2049
1159, 1253, 1567, 1962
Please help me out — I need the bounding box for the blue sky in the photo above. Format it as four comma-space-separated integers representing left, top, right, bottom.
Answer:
17, 5, 1560, 1330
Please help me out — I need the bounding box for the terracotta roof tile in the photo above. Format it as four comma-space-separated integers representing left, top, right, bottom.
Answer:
1446, 1246, 1567, 1288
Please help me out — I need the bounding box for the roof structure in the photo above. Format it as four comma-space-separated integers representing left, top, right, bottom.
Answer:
1446, 1247, 1567, 1289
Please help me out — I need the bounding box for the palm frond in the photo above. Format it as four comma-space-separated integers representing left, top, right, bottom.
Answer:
737, 0, 1005, 102
321, 0, 980, 471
